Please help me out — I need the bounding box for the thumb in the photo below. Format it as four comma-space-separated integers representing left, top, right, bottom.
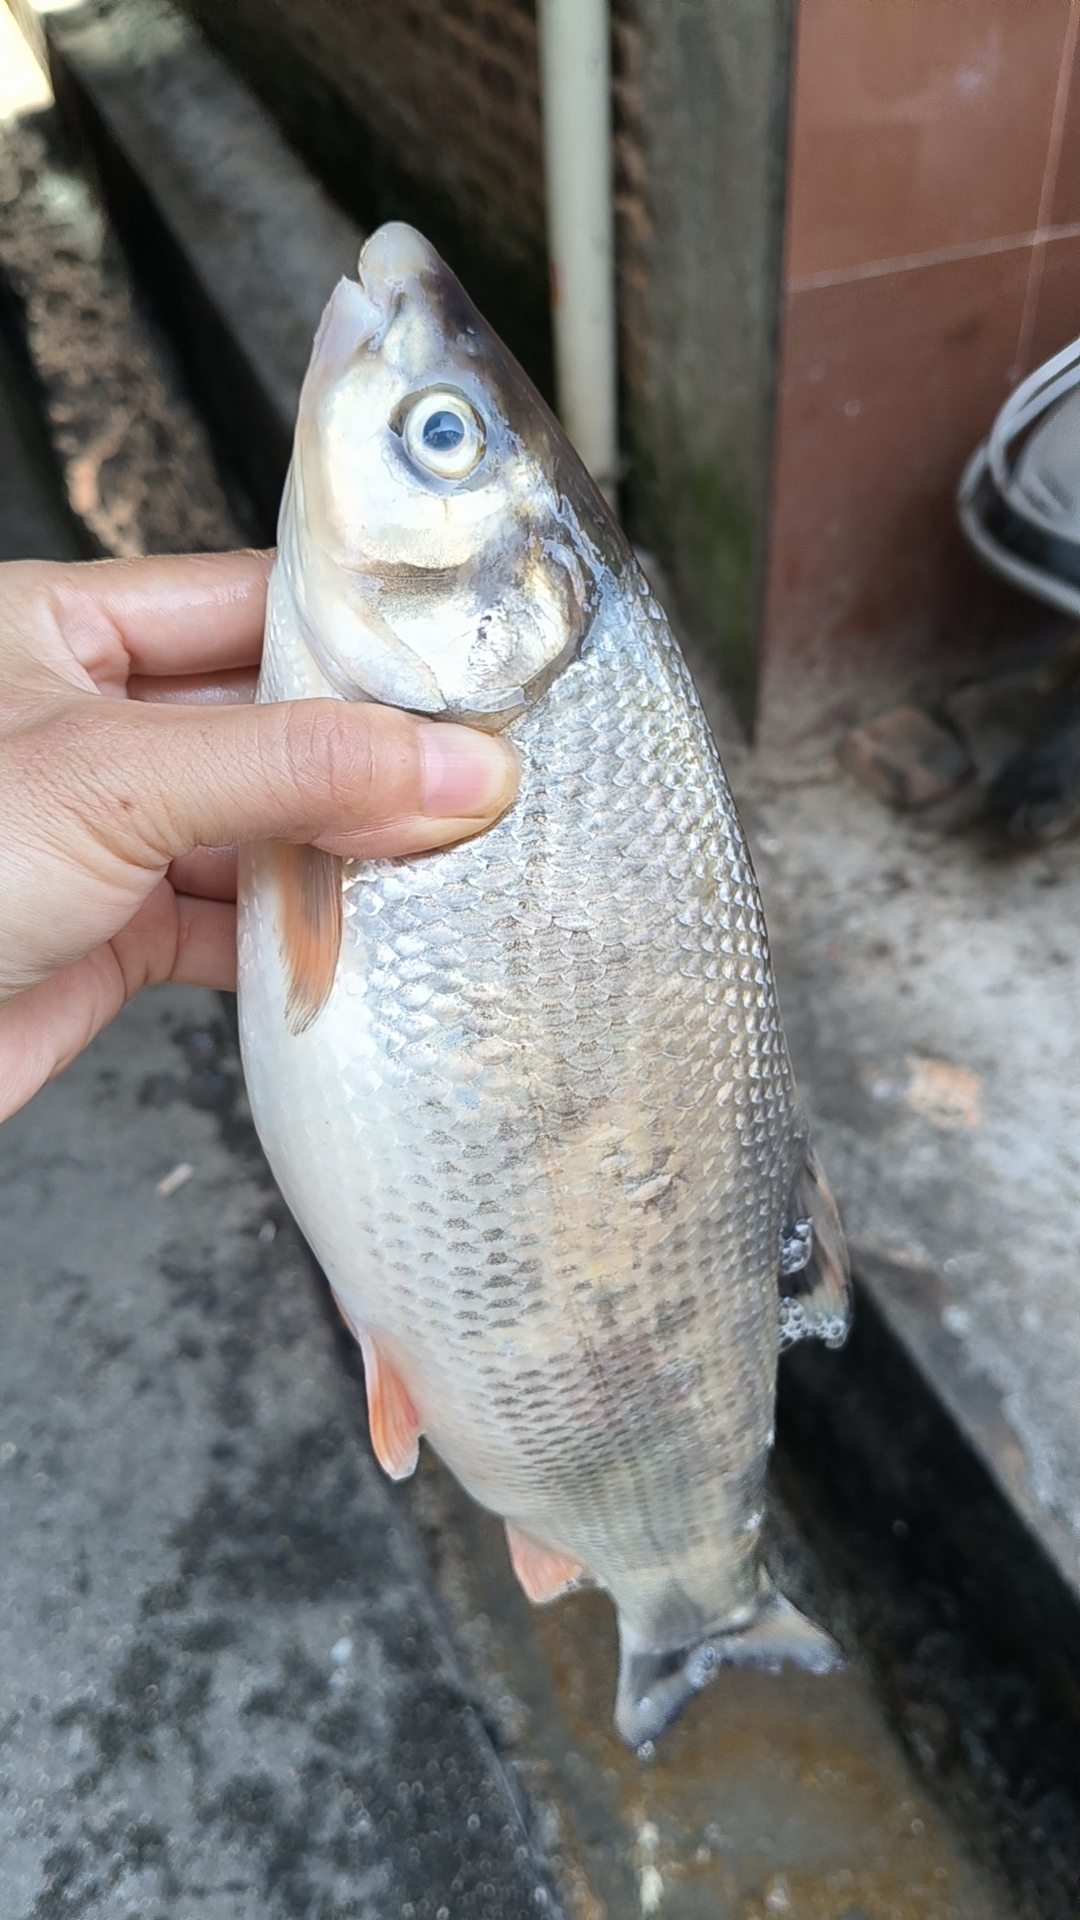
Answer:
48, 694, 522, 868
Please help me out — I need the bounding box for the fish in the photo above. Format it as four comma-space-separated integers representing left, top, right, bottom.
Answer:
236, 222, 851, 1747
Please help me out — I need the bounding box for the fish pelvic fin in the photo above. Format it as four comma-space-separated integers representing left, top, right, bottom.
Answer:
357, 1334, 421, 1481
615, 1591, 842, 1749
778, 1143, 852, 1351
271, 842, 343, 1036
505, 1525, 586, 1604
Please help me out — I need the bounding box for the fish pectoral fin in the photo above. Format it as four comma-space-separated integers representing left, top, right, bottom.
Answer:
505, 1525, 585, 1604
778, 1143, 852, 1350
615, 1591, 842, 1749
359, 1337, 421, 1481
271, 842, 343, 1036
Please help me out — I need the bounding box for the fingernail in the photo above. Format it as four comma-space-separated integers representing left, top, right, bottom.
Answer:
419, 723, 520, 818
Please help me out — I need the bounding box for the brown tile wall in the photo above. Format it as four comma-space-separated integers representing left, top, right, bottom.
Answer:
759, 0, 1080, 746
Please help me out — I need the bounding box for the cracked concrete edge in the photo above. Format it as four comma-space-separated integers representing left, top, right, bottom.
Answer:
38, 0, 361, 532
850, 1246, 1080, 1650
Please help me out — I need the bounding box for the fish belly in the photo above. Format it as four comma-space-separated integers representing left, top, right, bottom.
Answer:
238, 574, 802, 1655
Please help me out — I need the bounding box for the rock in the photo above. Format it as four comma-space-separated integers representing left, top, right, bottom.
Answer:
839, 706, 973, 808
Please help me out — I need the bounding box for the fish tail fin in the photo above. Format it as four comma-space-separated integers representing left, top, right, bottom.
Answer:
614, 1590, 842, 1749
778, 1143, 852, 1350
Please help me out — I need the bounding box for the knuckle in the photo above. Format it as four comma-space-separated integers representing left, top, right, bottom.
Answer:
282, 701, 408, 820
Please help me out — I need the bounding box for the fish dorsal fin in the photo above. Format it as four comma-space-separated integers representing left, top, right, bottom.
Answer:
359, 1335, 422, 1481
271, 843, 343, 1035
505, 1525, 586, 1604
778, 1145, 851, 1350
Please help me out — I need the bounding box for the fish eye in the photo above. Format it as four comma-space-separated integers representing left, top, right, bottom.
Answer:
402, 390, 485, 480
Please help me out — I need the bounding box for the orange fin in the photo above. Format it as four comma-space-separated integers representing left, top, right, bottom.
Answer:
361, 1337, 421, 1481
506, 1524, 585, 1604
272, 842, 343, 1036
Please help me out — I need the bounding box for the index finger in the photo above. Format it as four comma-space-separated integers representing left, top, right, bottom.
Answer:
50, 549, 273, 688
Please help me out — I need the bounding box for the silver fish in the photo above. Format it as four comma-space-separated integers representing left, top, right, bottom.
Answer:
237, 223, 850, 1746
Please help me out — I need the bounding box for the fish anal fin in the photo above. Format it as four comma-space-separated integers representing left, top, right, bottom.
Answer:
359, 1336, 421, 1481
615, 1590, 842, 1749
506, 1525, 585, 1604
271, 842, 343, 1036
778, 1143, 852, 1351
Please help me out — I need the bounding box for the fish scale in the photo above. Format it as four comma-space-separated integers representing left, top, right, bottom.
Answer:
238, 221, 849, 1743
246, 585, 783, 1627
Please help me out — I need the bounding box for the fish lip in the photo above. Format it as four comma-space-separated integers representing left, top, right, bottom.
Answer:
355, 225, 443, 353
358, 222, 441, 290
340, 225, 447, 363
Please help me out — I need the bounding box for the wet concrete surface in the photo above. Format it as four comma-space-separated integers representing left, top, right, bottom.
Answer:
775, 1314, 1080, 1920
409, 1459, 1016, 1920
0, 995, 558, 1918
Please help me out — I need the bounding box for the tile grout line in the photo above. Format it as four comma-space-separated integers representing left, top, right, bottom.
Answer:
788, 220, 1080, 297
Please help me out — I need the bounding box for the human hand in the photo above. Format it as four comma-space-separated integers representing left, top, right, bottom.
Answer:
0, 551, 519, 1121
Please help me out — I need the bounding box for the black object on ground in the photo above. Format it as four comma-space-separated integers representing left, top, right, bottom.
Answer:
983, 688, 1080, 842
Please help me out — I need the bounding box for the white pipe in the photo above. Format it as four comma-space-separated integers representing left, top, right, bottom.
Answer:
536, 0, 619, 504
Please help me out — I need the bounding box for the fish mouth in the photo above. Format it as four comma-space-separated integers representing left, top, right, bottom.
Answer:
359, 223, 442, 289
355, 224, 446, 346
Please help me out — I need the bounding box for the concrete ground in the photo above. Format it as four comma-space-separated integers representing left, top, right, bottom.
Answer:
0, 992, 559, 1918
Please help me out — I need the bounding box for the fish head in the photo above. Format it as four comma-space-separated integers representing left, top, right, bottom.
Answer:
279, 222, 627, 726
